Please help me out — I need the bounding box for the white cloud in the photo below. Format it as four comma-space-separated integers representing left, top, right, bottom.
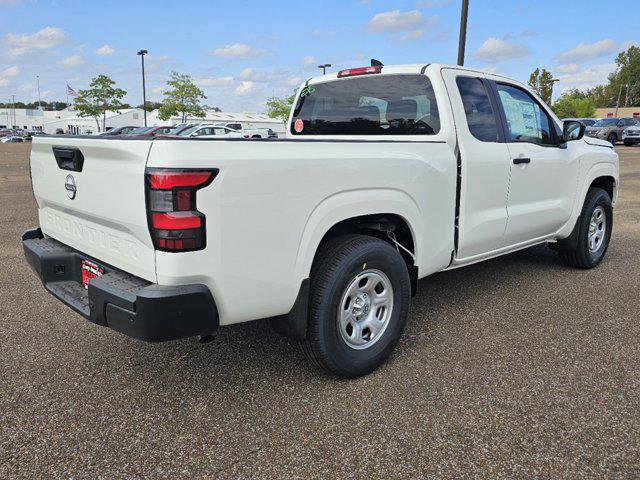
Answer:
303, 56, 317, 66
1, 66, 20, 78
555, 63, 581, 75
395, 30, 425, 43
557, 62, 616, 86
96, 44, 115, 56
3, 26, 67, 56
151, 86, 163, 94
556, 39, 622, 64
472, 37, 530, 63
195, 76, 235, 87
158, 55, 169, 61
288, 77, 302, 87
235, 81, 256, 96
367, 10, 428, 33
210, 43, 268, 58
57, 55, 83, 68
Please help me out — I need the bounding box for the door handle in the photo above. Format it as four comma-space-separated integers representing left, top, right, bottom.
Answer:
513, 157, 531, 165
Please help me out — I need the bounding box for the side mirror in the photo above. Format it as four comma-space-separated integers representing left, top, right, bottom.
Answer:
562, 120, 585, 143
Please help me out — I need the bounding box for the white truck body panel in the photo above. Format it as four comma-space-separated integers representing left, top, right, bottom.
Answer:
28, 63, 619, 328
30, 137, 157, 282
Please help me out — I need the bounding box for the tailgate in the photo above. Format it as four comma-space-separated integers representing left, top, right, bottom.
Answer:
29, 136, 156, 282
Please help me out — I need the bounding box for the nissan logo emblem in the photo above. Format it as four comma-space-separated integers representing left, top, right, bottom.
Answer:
65, 174, 77, 200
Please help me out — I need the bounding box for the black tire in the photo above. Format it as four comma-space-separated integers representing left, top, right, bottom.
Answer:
607, 132, 617, 145
624, 141, 633, 147
302, 234, 411, 378
556, 187, 613, 269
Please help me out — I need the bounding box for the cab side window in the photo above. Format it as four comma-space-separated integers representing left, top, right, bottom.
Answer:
496, 84, 554, 146
456, 76, 499, 142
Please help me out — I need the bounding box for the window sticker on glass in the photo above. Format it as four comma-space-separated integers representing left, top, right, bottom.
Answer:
498, 90, 540, 139
300, 86, 316, 98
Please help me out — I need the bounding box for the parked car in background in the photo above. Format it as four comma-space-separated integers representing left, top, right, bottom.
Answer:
99, 126, 138, 136
126, 126, 174, 137
23, 63, 619, 377
214, 122, 274, 138
585, 117, 639, 144
166, 124, 199, 136
563, 118, 597, 127
1, 135, 25, 143
623, 124, 640, 146
178, 124, 243, 138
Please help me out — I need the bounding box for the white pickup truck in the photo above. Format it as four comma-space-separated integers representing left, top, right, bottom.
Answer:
23, 63, 618, 377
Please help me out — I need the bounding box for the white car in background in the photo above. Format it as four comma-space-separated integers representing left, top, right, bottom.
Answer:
623, 124, 640, 146
214, 122, 276, 138
179, 124, 244, 138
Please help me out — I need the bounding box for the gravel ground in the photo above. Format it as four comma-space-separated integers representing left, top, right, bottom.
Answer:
1, 142, 639, 479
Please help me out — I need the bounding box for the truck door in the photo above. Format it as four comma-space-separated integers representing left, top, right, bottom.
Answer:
490, 81, 579, 247
442, 69, 511, 258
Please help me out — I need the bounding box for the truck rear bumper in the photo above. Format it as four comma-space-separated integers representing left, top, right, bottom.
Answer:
22, 228, 219, 342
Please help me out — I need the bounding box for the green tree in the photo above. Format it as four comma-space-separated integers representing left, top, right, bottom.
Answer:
528, 68, 556, 105
158, 71, 206, 122
552, 89, 596, 119
266, 90, 296, 124
607, 45, 640, 107
74, 75, 127, 132
137, 101, 163, 112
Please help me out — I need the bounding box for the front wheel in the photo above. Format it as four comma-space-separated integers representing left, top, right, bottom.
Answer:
556, 187, 613, 269
302, 235, 411, 378
607, 132, 617, 145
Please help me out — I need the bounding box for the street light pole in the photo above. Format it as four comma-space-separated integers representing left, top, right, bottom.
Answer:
36, 75, 42, 109
457, 0, 470, 66
137, 49, 148, 126
318, 63, 331, 75
550, 78, 560, 104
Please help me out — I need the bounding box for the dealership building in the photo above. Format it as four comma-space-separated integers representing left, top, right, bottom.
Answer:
1, 106, 285, 135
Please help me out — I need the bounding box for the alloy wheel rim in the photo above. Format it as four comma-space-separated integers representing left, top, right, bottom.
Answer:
338, 269, 394, 350
588, 206, 606, 253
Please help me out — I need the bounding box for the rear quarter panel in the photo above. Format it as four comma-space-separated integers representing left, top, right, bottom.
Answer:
147, 138, 456, 325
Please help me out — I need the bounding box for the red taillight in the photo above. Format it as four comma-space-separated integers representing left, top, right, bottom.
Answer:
149, 171, 213, 189
337, 66, 382, 78
145, 168, 218, 252
152, 212, 201, 230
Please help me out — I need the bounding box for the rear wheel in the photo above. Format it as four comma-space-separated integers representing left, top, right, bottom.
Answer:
556, 187, 613, 269
302, 235, 411, 378
607, 132, 617, 145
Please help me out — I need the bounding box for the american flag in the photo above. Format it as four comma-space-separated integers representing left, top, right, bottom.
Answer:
66, 84, 79, 97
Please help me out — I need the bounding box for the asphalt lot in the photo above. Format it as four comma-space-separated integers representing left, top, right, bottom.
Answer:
1, 142, 639, 479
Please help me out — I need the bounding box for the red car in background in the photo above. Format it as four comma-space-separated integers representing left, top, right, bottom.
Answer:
126, 126, 174, 137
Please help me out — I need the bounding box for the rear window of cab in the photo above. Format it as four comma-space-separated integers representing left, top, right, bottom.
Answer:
290, 74, 440, 136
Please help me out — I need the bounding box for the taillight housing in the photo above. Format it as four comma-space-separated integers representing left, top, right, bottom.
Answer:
145, 168, 218, 252
337, 66, 382, 78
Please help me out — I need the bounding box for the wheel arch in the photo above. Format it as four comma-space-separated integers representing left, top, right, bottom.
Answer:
556, 162, 618, 241
294, 189, 422, 285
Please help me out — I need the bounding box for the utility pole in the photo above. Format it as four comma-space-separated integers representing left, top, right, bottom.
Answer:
36, 75, 42, 109
550, 78, 560, 104
457, 0, 470, 66
614, 83, 624, 117
12, 95, 15, 128
137, 50, 148, 126
318, 63, 331, 75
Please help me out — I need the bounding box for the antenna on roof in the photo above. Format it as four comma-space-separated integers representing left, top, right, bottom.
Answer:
371, 59, 383, 67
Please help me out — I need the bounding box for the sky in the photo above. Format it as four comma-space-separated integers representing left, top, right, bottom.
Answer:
0, 0, 638, 112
